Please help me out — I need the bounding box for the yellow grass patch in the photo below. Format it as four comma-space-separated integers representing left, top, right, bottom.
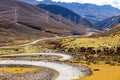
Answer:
0, 68, 39, 74
74, 62, 120, 80
62, 35, 120, 49
14, 40, 31, 45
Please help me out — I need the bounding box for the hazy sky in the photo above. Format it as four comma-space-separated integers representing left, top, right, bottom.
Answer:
37, 0, 120, 9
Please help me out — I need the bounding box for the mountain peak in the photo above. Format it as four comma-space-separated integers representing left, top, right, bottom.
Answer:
43, 0, 51, 2
42, 0, 52, 4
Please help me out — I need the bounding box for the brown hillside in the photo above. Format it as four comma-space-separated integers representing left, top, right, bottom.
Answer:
0, 0, 90, 46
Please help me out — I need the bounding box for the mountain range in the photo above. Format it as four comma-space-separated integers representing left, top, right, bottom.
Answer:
0, 0, 120, 46
37, 0, 120, 23
37, 4, 96, 29
20, 0, 120, 29
0, 0, 96, 46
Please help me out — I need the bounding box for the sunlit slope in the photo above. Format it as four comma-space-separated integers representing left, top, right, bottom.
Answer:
61, 35, 120, 49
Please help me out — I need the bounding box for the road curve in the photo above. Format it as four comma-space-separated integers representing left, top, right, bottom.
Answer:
0, 32, 94, 49
0, 53, 71, 60
0, 35, 92, 80
0, 60, 82, 80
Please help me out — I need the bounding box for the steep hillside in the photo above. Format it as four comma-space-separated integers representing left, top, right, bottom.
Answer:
37, 4, 95, 28
0, 0, 89, 46
96, 15, 120, 30
104, 24, 120, 36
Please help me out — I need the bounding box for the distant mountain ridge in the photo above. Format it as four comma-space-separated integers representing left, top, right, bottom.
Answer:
38, 0, 120, 23
20, 0, 39, 4
96, 15, 120, 30
37, 4, 96, 29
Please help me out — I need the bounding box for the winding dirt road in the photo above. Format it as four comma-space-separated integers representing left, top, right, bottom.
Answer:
0, 60, 82, 80
0, 34, 94, 80
0, 53, 72, 60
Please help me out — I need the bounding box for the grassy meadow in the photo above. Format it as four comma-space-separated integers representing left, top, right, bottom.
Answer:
60, 35, 120, 49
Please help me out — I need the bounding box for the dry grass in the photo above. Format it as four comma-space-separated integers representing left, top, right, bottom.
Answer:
14, 40, 31, 45
74, 62, 120, 80
0, 68, 39, 74
61, 35, 120, 49
0, 48, 25, 55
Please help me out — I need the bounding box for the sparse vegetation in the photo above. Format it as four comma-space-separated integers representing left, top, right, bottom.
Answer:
41, 35, 120, 62
0, 68, 39, 74
0, 48, 25, 55
38, 35, 120, 80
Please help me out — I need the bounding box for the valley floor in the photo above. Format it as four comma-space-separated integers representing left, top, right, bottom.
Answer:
0, 35, 120, 80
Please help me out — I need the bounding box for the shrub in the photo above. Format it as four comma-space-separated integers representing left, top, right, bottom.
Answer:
93, 69, 100, 71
